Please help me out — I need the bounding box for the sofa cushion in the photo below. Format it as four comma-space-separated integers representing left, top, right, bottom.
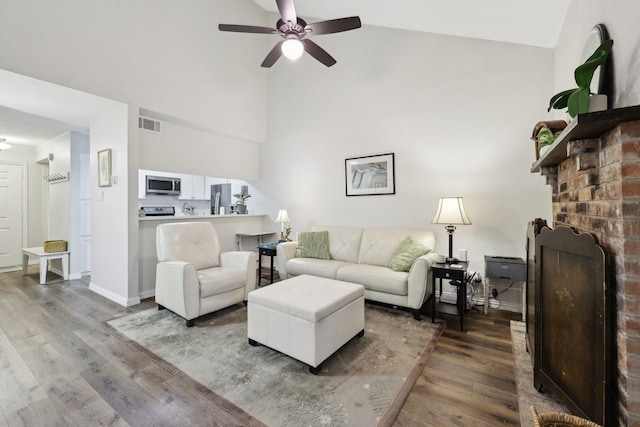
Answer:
296, 231, 331, 259
358, 228, 435, 267
286, 258, 351, 279
312, 226, 364, 263
198, 267, 247, 298
337, 264, 409, 296
388, 236, 431, 272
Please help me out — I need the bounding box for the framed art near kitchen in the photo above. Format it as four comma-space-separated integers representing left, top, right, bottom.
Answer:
98, 148, 112, 187
345, 153, 395, 196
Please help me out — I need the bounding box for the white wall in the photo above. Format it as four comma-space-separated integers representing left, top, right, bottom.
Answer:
40, 133, 71, 244
554, 0, 640, 110
260, 25, 554, 279
69, 132, 90, 277
0, 0, 269, 144
138, 121, 259, 180
89, 104, 140, 306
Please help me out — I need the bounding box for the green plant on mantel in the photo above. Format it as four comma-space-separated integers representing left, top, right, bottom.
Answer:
536, 128, 559, 149
547, 39, 613, 118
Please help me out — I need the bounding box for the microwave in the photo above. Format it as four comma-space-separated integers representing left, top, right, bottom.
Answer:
146, 175, 181, 195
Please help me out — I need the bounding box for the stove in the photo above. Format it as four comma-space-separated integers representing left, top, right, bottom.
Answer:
140, 206, 175, 216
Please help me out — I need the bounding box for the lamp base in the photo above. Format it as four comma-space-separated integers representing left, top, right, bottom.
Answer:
446, 257, 459, 263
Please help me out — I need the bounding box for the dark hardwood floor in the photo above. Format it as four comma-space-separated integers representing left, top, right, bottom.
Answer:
1, 267, 521, 426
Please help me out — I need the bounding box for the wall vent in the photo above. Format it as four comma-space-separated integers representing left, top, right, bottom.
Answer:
138, 117, 161, 133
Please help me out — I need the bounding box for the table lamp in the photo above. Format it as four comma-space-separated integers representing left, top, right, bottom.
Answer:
275, 209, 291, 242
432, 197, 472, 262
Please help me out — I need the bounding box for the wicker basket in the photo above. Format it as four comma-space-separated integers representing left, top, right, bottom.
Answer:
531, 406, 601, 427
44, 240, 67, 253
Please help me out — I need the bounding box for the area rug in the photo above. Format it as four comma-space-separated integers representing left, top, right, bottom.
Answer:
510, 321, 568, 426
107, 303, 444, 426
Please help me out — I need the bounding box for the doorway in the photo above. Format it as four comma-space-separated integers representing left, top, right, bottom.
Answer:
0, 161, 27, 269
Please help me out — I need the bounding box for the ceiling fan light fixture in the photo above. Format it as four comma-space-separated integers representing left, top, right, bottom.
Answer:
282, 39, 304, 60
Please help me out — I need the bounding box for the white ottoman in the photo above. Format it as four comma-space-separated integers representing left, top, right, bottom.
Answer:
247, 274, 365, 374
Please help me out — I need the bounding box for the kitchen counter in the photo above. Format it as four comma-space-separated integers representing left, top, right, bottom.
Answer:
139, 213, 265, 221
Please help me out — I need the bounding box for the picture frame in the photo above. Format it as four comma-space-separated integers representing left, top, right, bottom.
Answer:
345, 153, 395, 196
98, 148, 112, 187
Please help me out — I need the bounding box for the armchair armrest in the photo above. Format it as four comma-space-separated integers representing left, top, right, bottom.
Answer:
406, 252, 439, 310
220, 251, 257, 299
275, 242, 298, 279
155, 261, 200, 320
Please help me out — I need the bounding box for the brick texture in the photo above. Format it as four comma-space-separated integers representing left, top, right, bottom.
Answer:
546, 120, 640, 426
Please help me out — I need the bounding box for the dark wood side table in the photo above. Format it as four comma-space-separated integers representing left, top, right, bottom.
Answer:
257, 243, 277, 286
431, 261, 469, 330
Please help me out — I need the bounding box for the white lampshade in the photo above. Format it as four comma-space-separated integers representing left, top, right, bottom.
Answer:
282, 39, 304, 60
432, 197, 472, 225
275, 209, 291, 223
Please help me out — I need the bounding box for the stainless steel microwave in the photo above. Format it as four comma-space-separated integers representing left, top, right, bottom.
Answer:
146, 175, 181, 195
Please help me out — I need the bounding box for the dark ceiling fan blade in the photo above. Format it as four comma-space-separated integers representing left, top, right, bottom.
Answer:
218, 24, 278, 34
276, 0, 297, 24
261, 41, 285, 68
301, 39, 336, 67
305, 16, 362, 35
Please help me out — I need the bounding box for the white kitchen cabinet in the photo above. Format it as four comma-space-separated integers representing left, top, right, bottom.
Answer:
179, 174, 206, 200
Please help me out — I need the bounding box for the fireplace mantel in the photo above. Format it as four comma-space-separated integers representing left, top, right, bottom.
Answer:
530, 105, 640, 172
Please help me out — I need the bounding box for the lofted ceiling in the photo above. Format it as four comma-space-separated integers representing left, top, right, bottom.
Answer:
252, 0, 572, 48
0, 0, 571, 148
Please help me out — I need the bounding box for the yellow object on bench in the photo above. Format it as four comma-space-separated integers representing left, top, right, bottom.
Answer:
44, 240, 67, 253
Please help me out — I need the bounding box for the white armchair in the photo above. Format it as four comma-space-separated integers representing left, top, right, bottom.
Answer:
155, 221, 256, 327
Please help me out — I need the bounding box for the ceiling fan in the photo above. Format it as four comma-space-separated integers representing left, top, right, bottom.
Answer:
218, 0, 361, 68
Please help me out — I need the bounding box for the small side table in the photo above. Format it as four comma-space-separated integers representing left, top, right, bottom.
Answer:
236, 231, 276, 251
257, 242, 277, 286
22, 246, 70, 285
431, 261, 469, 330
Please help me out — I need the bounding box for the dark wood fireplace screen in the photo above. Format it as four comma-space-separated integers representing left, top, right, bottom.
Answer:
534, 225, 612, 425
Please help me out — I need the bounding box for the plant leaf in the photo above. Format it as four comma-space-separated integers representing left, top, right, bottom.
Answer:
548, 88, 576, 112
574, 39, 613, 89
567, 87, 590, 117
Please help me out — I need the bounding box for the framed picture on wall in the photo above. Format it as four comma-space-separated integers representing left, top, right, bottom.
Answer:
345, 153, 395, 196
98, 148, 112, 187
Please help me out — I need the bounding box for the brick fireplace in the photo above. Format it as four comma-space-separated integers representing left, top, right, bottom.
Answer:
536, 110, 640, 427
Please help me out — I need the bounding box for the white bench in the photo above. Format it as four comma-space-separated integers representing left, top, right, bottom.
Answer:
247, 274, 365, 374
22, 246, 70, 285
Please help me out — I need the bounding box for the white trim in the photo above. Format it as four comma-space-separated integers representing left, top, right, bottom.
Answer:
89, 282, 141, 307
138, 289, 155, 300
68, 272, 82, 280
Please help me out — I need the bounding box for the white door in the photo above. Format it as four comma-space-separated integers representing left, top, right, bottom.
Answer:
0, 162, 25, 268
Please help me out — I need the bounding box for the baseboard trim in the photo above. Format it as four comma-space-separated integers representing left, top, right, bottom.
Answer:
139, 289, 155, 300
89, 282, 141, 307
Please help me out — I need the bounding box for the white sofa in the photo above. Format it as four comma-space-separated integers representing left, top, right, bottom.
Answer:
276, 226, 438, 320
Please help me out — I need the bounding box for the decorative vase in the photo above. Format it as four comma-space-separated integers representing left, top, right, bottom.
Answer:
588, 94, 607, 113
236, 204, 247, 214
539, 145, 552, 158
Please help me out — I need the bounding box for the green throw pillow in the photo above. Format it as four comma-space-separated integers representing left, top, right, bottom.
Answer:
388, 236, 430, 272
296, 231, 331, 260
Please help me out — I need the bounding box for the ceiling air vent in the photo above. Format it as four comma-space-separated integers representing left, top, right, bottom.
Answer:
138, 117, 161, 133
